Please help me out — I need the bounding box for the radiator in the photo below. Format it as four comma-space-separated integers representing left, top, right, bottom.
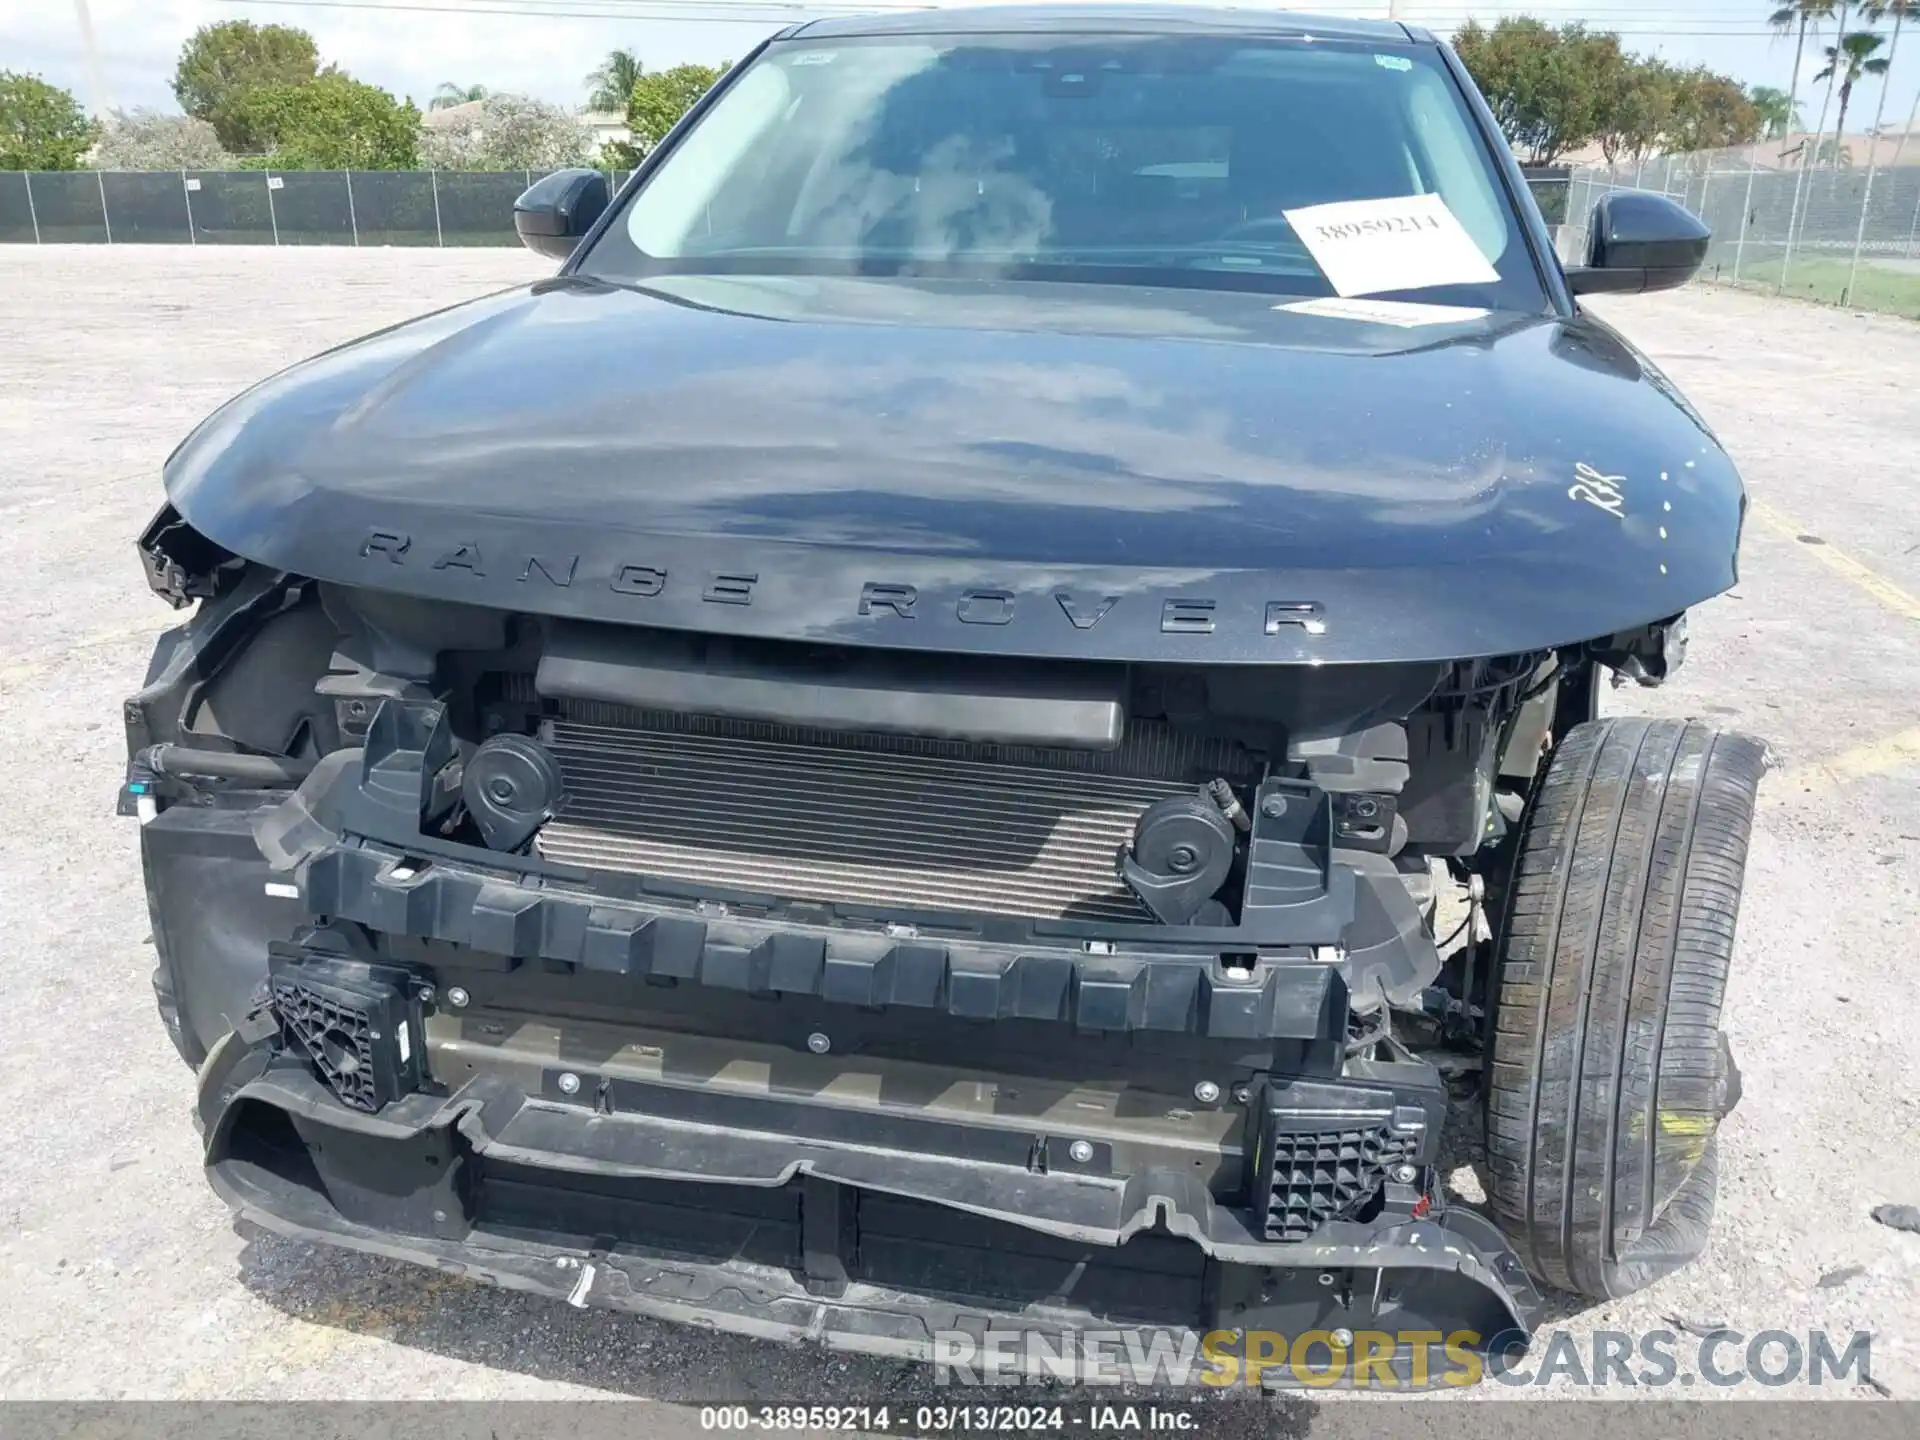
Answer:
534, 711, 1245, 922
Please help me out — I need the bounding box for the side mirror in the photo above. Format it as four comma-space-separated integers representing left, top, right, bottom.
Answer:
513, 168, 610, 261
1566, 191, 1710, 296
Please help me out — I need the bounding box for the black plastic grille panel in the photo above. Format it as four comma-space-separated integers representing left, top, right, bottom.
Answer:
273, 978, 381, 1111
298, 843, 1346, 1040
266, 953, 423, 1114
1261, 1123, 1417, 1242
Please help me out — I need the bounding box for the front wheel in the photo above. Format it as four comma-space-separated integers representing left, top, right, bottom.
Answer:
1484, 716, 1763, 1300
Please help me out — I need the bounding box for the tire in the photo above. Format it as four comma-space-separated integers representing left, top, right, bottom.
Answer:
1485, 716, 1763, 1300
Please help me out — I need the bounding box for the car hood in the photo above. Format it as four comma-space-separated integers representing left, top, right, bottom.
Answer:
165, 273, 1742, 664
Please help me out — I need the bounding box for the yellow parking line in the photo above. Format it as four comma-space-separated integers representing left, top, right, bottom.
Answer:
1768, 725, 1920, 804
1747, 499, 1920, 624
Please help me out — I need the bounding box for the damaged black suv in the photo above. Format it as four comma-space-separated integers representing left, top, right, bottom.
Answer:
125, 6, 1759, 1382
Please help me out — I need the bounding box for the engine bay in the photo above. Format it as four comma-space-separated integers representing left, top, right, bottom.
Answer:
125, 555, 1682, 1060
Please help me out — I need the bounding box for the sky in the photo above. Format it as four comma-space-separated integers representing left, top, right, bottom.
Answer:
7, 0, 1920, 139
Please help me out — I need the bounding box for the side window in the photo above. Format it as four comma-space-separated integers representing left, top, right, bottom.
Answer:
1403, 68, 1509, 262
629, 64, 793, 256
699, 108, 796, 240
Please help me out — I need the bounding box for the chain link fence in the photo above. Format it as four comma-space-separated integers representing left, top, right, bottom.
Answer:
1563, 151, 1920, 319
0, 170, 640, 247
7, 162, 1916, 319
2, 168, 1575, 246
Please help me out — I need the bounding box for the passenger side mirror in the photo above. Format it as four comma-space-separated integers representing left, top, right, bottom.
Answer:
1565, 191, 1710, 296
513, 168, 610, 260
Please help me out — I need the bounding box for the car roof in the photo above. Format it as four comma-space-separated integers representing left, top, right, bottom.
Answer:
790, 6, 1422, 44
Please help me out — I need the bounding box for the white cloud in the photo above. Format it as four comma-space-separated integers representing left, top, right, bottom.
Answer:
7, 0, 766, 114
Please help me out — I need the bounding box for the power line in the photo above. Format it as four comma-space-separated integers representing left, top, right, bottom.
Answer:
211, 0, 1903, 17
203, 0, 1920, 62
221, 0, 1861, 13
208, 0, 1888, 35
212, 0, 886, 25
213, 0, 916, 18
445, 0, 923, 8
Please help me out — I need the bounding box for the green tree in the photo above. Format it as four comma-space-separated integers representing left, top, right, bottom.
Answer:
1597, 59, 1678, 165
1454, 19, 1620, 164
1666, 68, 1765, 151
1858, 2, 1916, 159
243, 72, 420, 169
172, 20, 320, 151
1746, 84, 1802, 137
1769, 2, 1838, 157
1814, 29, 1892, 152
626, 61, 729, 153
1804, 1, 1858, 167
92, 108, 230, 169
431, 82, 488, 111
420, 93, 594, 170
586, 48, 644, 111
0, 71, 98, 170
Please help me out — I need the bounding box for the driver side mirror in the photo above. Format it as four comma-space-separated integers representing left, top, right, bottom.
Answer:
1566, 191, 1710, 296
513, 168, 610, 261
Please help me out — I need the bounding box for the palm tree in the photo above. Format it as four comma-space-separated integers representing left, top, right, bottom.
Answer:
1773, 1, 1845, 281
431, 82, 487, 111
1748, 84, 1803, 137
1859, 1, 1916, 164
1769, 0, 1838, 158
1814, 30, 1893, 153
586, 49, 644, 111
1807, 0, 1857, 168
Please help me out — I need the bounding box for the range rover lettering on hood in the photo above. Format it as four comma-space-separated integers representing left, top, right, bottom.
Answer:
360, 528, 1328, 638
161, 276, 1744, 664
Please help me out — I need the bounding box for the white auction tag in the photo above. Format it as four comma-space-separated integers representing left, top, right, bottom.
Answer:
1276, 296, 1490, 327
1281, 192, 1499, 297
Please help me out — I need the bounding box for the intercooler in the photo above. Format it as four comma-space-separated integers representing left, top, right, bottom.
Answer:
535, 705, 1253, 922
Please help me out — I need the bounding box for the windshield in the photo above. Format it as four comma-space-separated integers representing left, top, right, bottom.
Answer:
583, 33, 1547, 312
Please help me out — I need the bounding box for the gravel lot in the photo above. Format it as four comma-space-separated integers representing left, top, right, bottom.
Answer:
0, 248, 1916, 1429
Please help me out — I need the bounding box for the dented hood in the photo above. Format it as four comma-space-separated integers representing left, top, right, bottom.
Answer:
163, 273, 1742, 664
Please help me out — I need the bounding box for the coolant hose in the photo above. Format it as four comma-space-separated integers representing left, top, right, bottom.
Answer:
142, 744, 317, 786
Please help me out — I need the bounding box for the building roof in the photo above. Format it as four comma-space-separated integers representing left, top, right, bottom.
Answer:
1560, 129, 1920, 172
793, 6, 1415, 43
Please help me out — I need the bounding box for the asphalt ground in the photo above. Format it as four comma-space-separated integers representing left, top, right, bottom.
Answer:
0, 248, 1916, 1432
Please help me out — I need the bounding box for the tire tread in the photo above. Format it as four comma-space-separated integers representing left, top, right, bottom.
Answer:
1485, 715, 1762, 1298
